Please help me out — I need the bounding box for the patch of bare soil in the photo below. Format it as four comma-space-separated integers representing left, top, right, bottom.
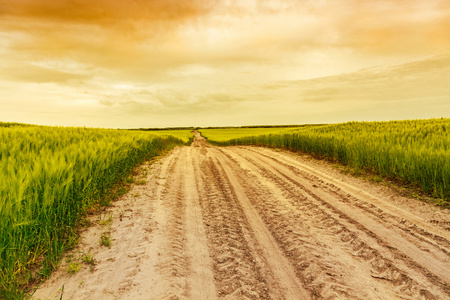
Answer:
32, 131, 450, 299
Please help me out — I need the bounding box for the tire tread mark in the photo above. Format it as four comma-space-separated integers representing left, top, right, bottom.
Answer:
221, 147, 448, 299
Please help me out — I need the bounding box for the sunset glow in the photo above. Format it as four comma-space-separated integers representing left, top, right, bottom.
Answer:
1, 0, 449, 128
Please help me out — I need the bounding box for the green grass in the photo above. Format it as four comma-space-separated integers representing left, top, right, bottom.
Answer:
0, 122, 34, 128
199, 126, 315, 142
99, 231, 112, 248
130, 129, 194, 144
0, 125, 185, 299
147, 129, 194, 143
201, 119, 450, 205
67, 262, 81, 274
80, 252, 95, 267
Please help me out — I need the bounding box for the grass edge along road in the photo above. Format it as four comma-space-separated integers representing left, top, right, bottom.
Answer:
128, 128, 195, 144
199, 125, 321, 142
201, 118, 450, 206
0, 123, 191, 300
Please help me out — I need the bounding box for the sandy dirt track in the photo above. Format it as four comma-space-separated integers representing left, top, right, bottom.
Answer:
33, 131, 450, 299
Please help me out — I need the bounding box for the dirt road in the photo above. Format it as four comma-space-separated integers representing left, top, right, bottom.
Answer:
33, 131, 450, 299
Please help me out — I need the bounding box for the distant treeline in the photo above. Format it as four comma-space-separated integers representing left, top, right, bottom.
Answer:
199, 124, 328, 130
2, 122, 327, 131
130, 127, 197, 131
131, 124, 328, 131
0, 122, 35, 127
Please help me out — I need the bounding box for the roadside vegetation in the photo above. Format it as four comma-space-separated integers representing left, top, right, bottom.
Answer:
142, 129, 194, 144
201, 119, 450, 205
199, 126, 320, 142
0, 123, 187, 299
130, 127, 195, 144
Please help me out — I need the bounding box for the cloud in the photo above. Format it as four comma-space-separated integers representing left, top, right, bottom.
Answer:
169, 64, 217, 77
0, 1, 222, 84
1, 0, 449, 127
329, 0, 450, 55
2, 0, 449, 86
0, 0, 214, 24
1, 63, 92, 84
263, 53, 450, 105
95, 87, 246, 116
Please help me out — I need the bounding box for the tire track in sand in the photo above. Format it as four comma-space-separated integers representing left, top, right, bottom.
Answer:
193, 145, 310, 299
220, 146, 450, 299
217, 147, 401, 299
184, 147, 217, 299
194, 154, 272, 299
148, 144, 218, 299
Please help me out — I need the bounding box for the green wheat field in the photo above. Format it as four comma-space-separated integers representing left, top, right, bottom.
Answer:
1, 118, 449, 299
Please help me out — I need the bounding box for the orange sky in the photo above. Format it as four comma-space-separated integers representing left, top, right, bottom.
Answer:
1, 0, 449, 128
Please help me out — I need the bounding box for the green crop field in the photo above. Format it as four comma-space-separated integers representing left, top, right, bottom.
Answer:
143, 129, 194, 143
201, 119, 450, 204
2, 119, 449, 298
0, 123, 189, 299
199, 126, 318, 142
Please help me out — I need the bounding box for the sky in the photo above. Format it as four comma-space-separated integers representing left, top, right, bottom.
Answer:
1, 0, 449, 128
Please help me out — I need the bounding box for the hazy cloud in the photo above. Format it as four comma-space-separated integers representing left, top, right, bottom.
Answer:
253, 54, 450, 123
0, 0, 449, 127
0, 0, 214, 23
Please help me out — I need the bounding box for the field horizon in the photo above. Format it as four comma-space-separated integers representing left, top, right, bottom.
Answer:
3, 116, 450, 131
